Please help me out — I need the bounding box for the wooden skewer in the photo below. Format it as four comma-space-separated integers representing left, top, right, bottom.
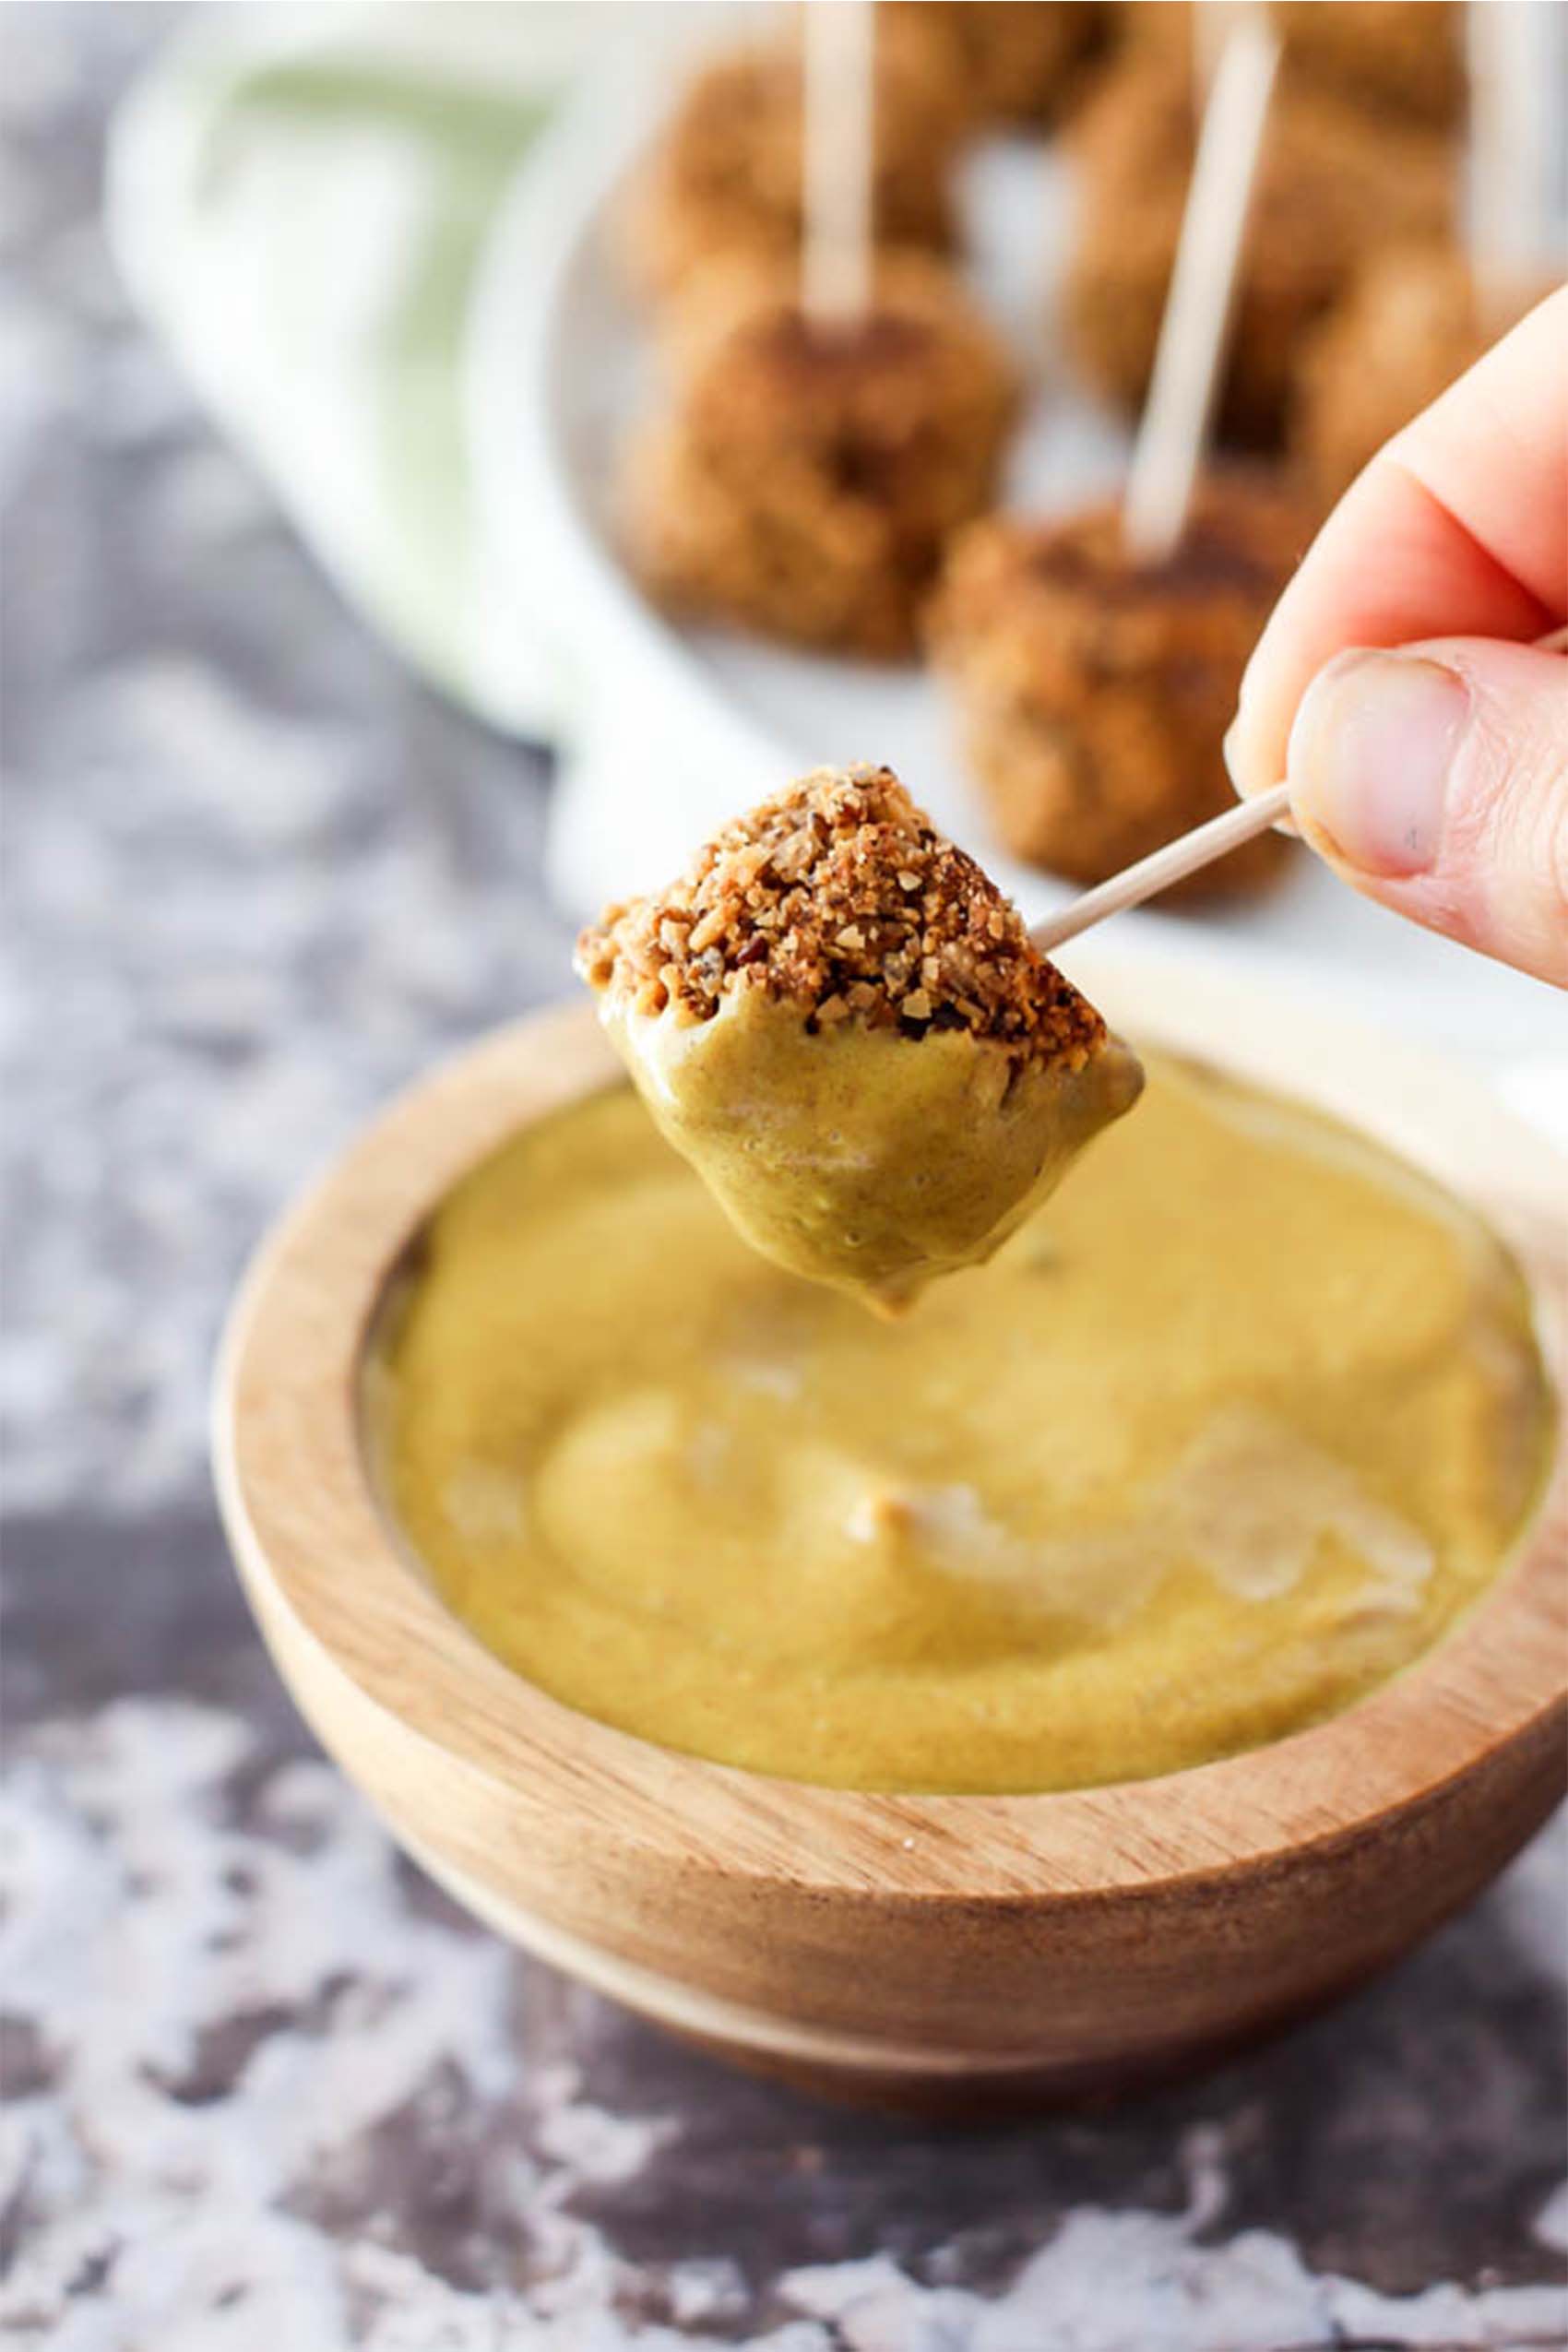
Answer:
1122, 14, 1280, 564
1191, 0, 1253, 105
1031, 625, 1568, 955
802, 0, 875, 327
1031, 786, 1290, 953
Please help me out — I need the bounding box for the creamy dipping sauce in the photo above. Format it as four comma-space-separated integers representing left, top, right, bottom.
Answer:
602, 985, 1143, 1311
373, 1055, 1551, 1795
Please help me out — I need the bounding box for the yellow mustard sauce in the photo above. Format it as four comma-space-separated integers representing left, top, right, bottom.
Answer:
372, 1053, 1551, 1794
600, 985, 1144, 1311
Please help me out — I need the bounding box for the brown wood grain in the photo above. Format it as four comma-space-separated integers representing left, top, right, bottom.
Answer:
212, 955, 1568, 2109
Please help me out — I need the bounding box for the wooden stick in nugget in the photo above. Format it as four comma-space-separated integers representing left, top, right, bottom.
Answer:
1122, 14, 1281, 563
802, 0, 876, 327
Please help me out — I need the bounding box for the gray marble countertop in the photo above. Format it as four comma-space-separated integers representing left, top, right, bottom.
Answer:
2, 9, 1564, 2347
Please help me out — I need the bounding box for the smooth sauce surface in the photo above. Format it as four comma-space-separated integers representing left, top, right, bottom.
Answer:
602, 987, 1144, 1311
374, 1056, 1551, 1793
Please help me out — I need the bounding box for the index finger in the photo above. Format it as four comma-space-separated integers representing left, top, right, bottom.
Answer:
1225, 285, 1568, 799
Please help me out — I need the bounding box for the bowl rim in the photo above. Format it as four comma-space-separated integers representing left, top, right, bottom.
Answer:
213, 947, 1567, 1907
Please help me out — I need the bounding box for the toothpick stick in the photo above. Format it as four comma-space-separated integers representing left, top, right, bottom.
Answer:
1191, 0, 1252, 102
802, 0, 875, 327
1030, 787, 1291, 954
1122, 15, 1280, 564
1467, 0, 1558, 327
1031, 626, 1568, 955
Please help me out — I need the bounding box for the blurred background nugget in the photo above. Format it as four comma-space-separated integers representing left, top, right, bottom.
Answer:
929, 473, 1310, 896
619, 31, 963, 303
882, 0, 1111, 130
624, 250, 1018, 659
1290, 244, 1552, 502
1066, 51, 1457, 446
1123, 1, 1465, 126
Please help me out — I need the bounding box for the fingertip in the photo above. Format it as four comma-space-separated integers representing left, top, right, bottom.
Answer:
1221, 694, 1273, 803
1277, 634, 1568, 986
1285, 648, 1468, 880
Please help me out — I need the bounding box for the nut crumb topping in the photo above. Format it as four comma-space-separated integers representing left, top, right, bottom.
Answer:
576, 765, 1104, 1067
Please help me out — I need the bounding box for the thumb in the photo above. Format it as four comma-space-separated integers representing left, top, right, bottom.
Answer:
1284, 638, 1568, 987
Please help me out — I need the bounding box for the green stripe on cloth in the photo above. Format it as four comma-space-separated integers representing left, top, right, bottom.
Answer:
109, 5, 575, 732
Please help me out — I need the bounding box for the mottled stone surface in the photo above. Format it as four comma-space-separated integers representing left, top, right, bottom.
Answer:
2, 10, 1564, 2347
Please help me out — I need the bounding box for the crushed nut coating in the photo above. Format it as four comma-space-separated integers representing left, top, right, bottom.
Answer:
576, 765, 1103, 1068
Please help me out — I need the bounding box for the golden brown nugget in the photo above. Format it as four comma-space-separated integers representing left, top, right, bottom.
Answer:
576, 765, 1142, 1311
619, 39, 961, 304
929, 475, 1309, 895
1270, 0, 1463, 125
1066, 57, 1457, 445
1290, 246, 1553, 505
883, 1, 1110, 128
1122, 2, 1464, 129
624, 254, 1018, 659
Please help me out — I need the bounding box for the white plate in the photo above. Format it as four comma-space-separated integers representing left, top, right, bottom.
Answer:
466, 47, 1568, 1069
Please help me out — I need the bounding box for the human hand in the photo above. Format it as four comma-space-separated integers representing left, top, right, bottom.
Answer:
1224, 288, 1568, 987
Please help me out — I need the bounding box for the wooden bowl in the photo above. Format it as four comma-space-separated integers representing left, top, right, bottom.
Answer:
213, 950, 1567, 2114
